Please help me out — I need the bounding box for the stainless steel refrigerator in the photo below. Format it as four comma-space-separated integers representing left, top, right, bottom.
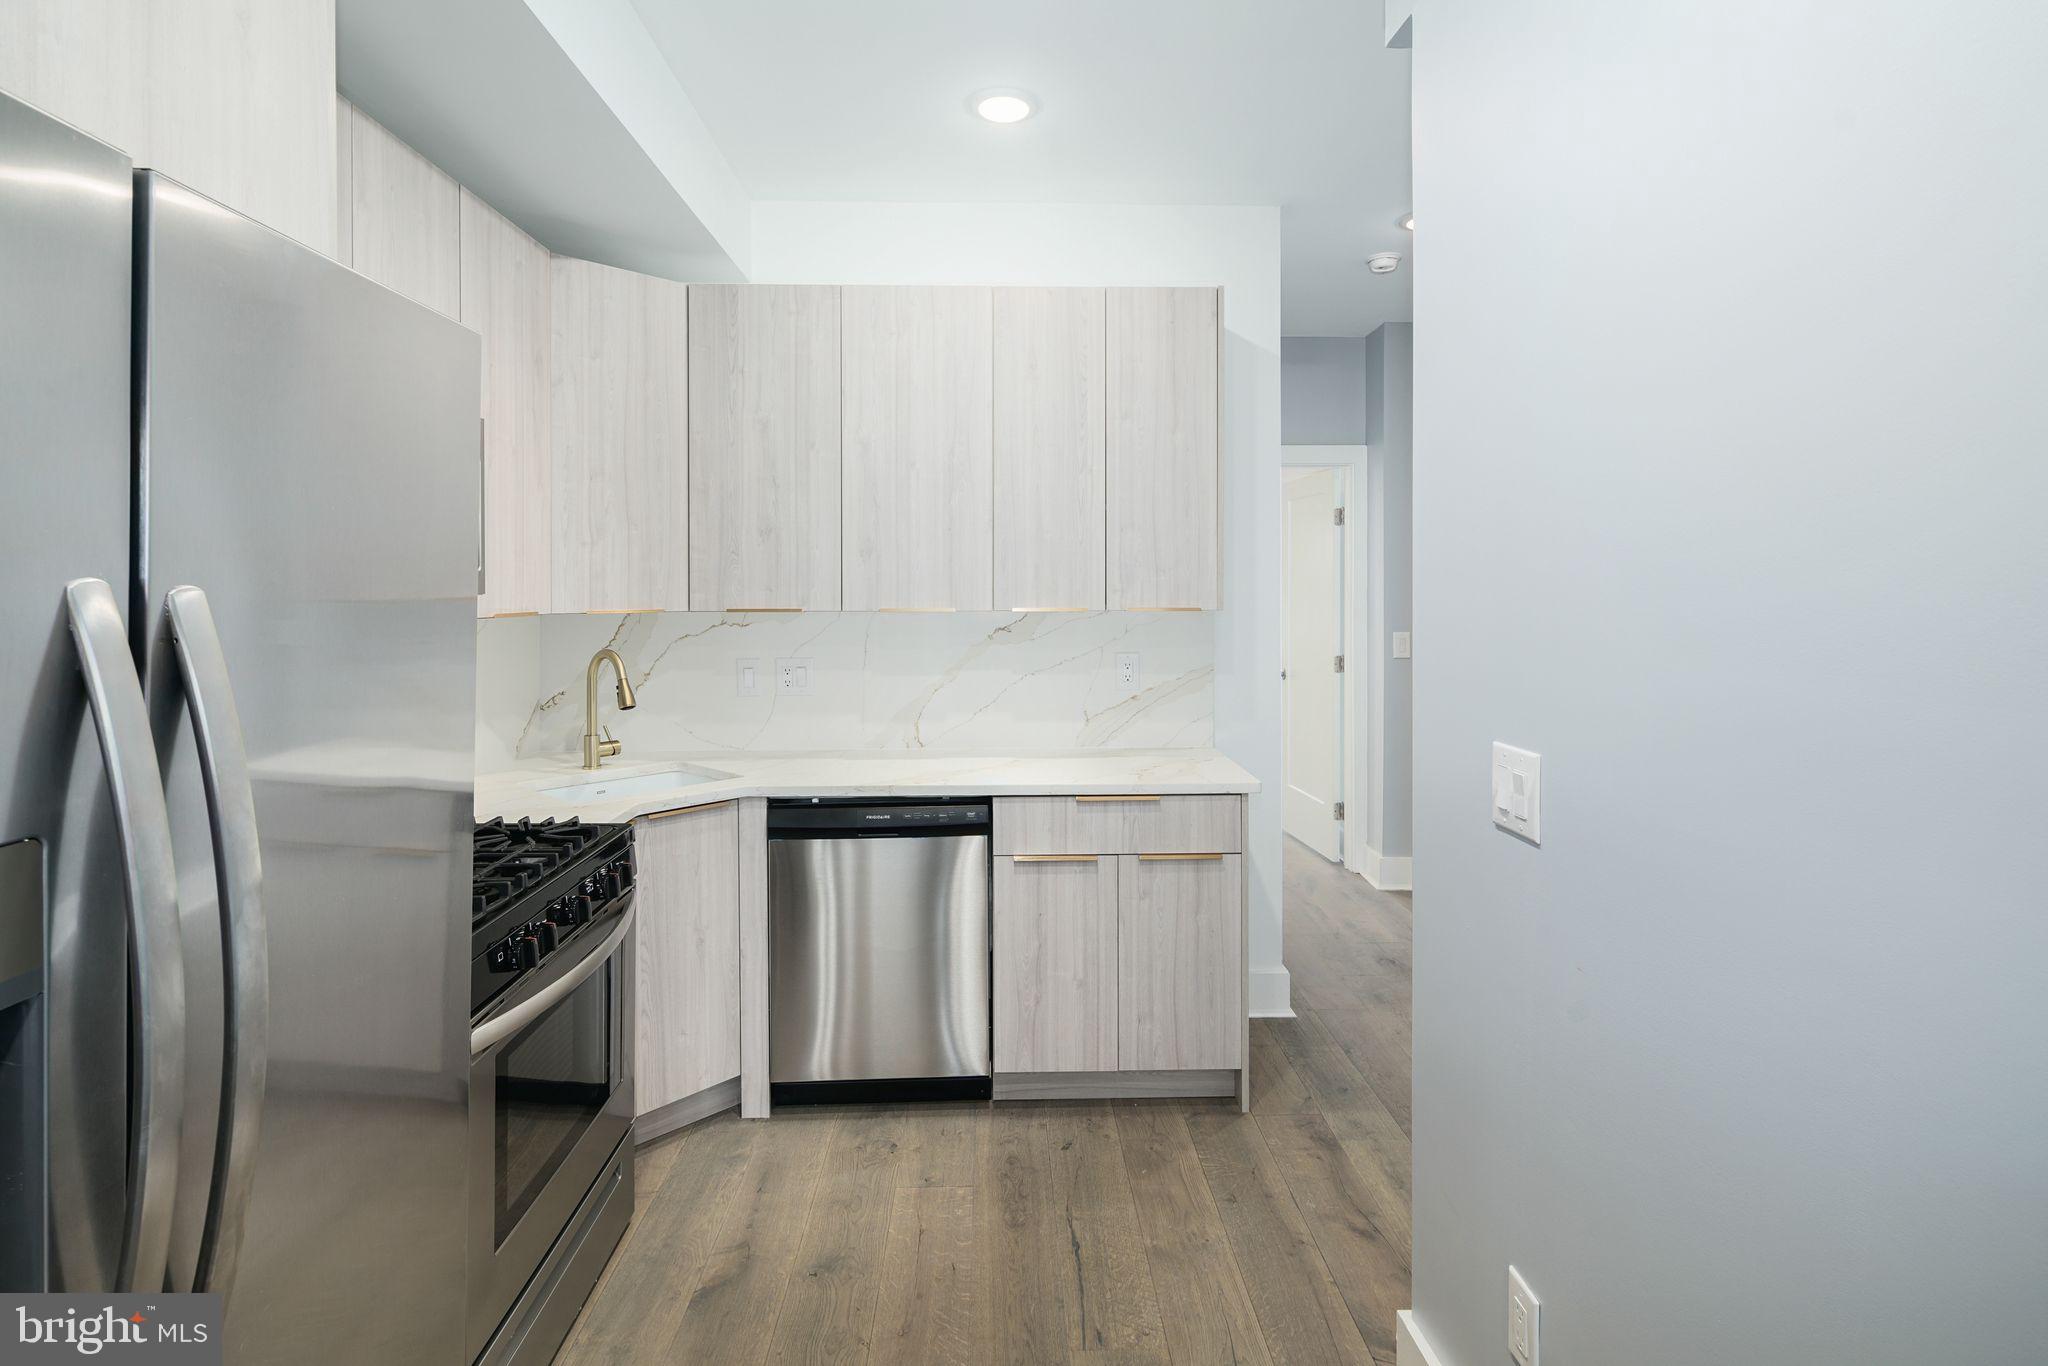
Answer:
0, 91, 479, 1364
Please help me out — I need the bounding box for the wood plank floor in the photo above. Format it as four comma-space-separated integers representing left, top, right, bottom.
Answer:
558, 838, 1411, 1366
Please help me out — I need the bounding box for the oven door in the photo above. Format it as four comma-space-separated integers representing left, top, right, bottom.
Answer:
466, 905, 635, 1360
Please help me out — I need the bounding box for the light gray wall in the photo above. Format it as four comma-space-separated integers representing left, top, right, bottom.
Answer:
1363, 324, 1412, 861
1410, 6, 2047, 1366
1282, 336, 1373, 445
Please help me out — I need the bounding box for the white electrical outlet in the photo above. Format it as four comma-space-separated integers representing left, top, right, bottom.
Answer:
1491, 742, 1542, 845
775, 658, 812, 695
1117, 652, 1139, 689
1392, 631, 1411, 659
735, 658, 763, 697
1507, 1265, 1540, 1366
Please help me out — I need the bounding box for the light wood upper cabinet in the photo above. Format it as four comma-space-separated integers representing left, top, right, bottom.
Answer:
993, 287, 1107, 611
0, 1, 149, 176
2, 0, 336, 256
347, 108, 461, 317
841, 285, 994, 610
688, 284, 842, 611
334, 96, 354, 264
463, 190, 552, 617
635, 804, 741, 1116
550, 258, 689, 614
993, 855, 1119, 1073
1117, 853, 1242, 1071
1107, 287, 1220, 610
146, 0, 337, 257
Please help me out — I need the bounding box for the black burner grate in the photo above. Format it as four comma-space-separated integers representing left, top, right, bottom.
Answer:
473, 817, 608, 925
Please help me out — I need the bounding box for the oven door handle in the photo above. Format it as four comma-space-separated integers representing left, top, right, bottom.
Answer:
470, 905, 635, 1059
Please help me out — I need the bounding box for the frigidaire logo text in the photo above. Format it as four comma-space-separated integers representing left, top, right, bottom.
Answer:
15, 1304, 209, 1355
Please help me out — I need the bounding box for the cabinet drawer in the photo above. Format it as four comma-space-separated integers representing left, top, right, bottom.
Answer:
993, 794, 1241, 855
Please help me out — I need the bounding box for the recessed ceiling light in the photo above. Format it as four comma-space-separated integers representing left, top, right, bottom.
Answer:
1398, 213, 1415, 231
1368, 252, 1403, 274
974, 90, 1035, 124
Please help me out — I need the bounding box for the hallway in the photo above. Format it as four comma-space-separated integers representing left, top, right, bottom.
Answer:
559, 837, 1412, 1365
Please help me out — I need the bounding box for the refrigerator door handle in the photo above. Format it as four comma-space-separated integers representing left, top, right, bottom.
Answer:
63, 578, 183, 1293
477, 417, 487, 599
163, 586, 266, 1297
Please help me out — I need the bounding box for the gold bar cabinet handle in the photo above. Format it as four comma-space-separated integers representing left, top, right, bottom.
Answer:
1137, 852, 1226, 861
1074, 794, 1162, 803
1012, 854, 1099, 863
640, 800, 733, 822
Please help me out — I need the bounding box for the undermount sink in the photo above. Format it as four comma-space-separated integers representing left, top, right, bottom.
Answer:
537, 764, 734, 803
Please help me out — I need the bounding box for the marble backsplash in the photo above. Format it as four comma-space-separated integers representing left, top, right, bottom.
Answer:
476, 610, 1216, 770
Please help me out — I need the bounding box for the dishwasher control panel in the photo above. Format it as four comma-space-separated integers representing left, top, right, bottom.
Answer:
767, 798, 991, 835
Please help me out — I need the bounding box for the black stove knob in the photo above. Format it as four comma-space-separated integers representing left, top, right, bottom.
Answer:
537, 921, 561, 953
576, 894, 597, 922
517, 935, 542, 970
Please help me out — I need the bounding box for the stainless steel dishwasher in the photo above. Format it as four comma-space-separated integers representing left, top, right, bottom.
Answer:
767, 798, 992, 1103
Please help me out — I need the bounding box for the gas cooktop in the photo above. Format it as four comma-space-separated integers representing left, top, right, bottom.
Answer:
471, 816, 636, 1018
473, 816, 622, 926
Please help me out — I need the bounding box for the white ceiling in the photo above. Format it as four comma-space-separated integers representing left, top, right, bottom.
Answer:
630, 0, 1413, 337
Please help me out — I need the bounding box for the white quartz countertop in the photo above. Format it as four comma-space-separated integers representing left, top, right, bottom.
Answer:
475, 749, 1259, 823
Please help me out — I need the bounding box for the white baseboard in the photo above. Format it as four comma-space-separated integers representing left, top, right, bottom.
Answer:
1364, 847, 1413, 891
1397, 1311, 1451, 1366
1249, 964, 1295, 1017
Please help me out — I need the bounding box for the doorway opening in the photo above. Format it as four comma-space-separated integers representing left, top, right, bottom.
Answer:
1282, 463, 1351, 863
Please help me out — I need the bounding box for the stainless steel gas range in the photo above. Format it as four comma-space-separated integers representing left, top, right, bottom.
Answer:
467, 818, 638, 1366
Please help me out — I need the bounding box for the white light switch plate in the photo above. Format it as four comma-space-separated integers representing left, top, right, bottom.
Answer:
1507, 1265, 1540, 1366
1492, 742, 1542, 844
735, 658, 763, 697
1392, 631, 1411, 659
775, 658, 813, 695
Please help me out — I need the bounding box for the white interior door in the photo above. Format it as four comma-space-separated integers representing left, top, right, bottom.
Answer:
1284, 468, 1344, 860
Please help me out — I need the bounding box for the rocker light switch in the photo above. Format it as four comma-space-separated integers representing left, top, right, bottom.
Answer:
1492, 742, 1542, 845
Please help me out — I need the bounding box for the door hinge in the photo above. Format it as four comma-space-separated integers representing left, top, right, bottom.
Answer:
1334, 654, 1345, 673
1333, 506, 1346, 526
1334, 802, 1345, 821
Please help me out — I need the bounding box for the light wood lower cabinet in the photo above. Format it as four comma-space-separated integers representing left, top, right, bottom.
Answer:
993, 793, 1243, 856
992, 855, 1119, 1073
991, 838, 1244, 1082
1117, 854, 1242, 1071
633, 804, 740, 1117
